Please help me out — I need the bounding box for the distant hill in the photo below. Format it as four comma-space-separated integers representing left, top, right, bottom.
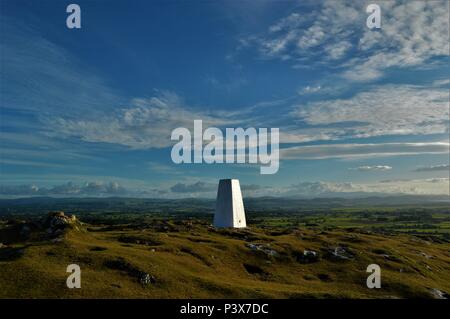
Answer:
0, 195, 448, 215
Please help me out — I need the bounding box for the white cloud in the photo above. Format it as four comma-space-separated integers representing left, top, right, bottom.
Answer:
414, 164, 450, 172
348, 1, 449, 81
349, 165, 392, 171
247, 178, 450, 197
433, 79, 450, 87
281, 142, 449, 160
245, 0, 449, 81
291, 84, 449, 139
50, 91, 240, 149
284, 178, 449, 196
297, 85, 321, 95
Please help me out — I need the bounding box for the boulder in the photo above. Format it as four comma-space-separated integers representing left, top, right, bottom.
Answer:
293, 249, 320, 263
419, 252, 433, 259
430, 288, 449, 299
44, 212, 78, 232
324, 246, 355, 261
139, 272, 157, 286
300, 249, 320, 263
246, 243, 278, 257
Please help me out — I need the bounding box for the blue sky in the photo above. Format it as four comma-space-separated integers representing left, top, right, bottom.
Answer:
0, 0, 449, 198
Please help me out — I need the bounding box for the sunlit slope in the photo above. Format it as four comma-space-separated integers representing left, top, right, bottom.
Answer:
0, 216, 449, 298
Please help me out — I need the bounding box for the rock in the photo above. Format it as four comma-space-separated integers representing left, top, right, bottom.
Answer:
304, 249, 319, 261
0, 243, 5, 248
43, 211, 79, 238
139, 272, 156, 285
430, 288, 449, 299
325, 246, 355, 261
303, 250, 318, 258
246, 243, 278, 257
419, 252, 433, 259
53, 211, 65, 218
295, 249, 320, 263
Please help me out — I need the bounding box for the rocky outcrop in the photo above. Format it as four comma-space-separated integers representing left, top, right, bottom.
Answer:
246, 243, 278, 257
294, 249, 320, 263
0, 212, 81, 246
430, 288, 449, 299
44, 211, 77, 229
43, 211, 79, 238
324, 246, 355, 261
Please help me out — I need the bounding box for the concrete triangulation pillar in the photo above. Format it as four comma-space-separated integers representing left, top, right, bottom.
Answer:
213, 179, 247, 228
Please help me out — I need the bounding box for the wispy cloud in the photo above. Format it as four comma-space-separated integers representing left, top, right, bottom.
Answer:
242, 0, 449, 81
414, 164, 450, 172
49, 91, 241, 149
1, 16, 121, 117
291, 84, 449, 140
297, 85, 321, 95
349, 165, 392, 171
283, 178, 449, 196
281, 142, 449, 160
1, 2, 448, 197
433, 79, 450, 87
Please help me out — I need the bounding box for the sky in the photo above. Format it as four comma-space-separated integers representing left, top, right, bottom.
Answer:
0, 0, 449, 198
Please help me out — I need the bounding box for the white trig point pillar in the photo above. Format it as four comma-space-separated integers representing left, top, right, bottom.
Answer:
214, 179, 247, 228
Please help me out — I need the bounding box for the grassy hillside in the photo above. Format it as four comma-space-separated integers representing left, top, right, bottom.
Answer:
0, 213, 449, 299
